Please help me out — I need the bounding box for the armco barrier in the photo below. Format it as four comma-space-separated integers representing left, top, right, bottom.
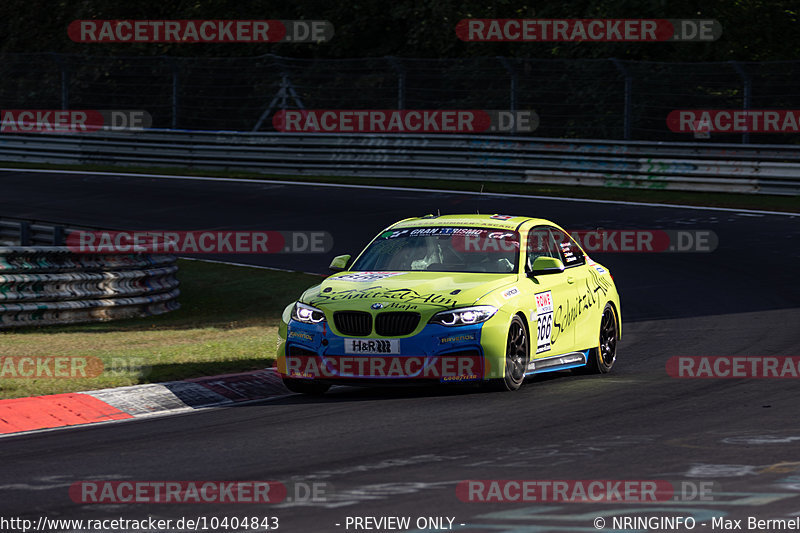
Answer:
0, 247, 179, 328
1, 219, 70, 246
0, 130, 798, 195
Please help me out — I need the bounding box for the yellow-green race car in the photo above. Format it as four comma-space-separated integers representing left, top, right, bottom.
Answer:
277, 214, 621, 394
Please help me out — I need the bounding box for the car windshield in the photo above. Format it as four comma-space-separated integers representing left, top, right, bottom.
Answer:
350, 227, 520, 273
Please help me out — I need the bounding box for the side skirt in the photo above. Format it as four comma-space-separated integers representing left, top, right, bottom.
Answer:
525, 349, 590, 375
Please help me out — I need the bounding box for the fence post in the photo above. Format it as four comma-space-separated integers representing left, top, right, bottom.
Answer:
252, 73, 305, 131
53, 225, 65, 246
170, 58, 179, 129
729, 61, 751, 144
610, 58, 632, 140
387, 57, 406, 110
497, 57, 518, 114
19, 222, 31, 246
53, 53, 69, 110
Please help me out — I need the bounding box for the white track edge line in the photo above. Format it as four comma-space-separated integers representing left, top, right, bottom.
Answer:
1, 167, 796, 217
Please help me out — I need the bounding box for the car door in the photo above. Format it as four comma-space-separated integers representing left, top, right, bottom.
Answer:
522, 226, 576, 359
549, 226, 602, 352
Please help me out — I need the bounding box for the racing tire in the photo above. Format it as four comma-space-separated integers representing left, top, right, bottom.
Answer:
489, 315, 530, 391
578, 303, 618, 374
282, 378, 331, 395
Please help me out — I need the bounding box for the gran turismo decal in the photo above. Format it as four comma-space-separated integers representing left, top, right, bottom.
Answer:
333, 272, 405, 282
380, 229, 409, 239
381, 227, 486, 239
552, 269, 611, 343
410, 228, 483, 237
312, 286, 459, 307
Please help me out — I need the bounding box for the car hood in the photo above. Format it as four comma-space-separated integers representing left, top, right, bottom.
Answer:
302, 271, 519, 312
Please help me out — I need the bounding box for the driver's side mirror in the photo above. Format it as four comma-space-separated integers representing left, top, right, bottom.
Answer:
527, 256, 565, 276
329, 254, 352, 272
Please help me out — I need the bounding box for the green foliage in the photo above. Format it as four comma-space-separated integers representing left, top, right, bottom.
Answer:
1, 0, 797, 60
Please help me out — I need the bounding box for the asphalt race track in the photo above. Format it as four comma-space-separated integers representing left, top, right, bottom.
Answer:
1, 168, 799, 532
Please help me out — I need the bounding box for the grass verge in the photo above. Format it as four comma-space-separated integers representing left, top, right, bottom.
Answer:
0, 259, 321, 400
2, 161, 797, 213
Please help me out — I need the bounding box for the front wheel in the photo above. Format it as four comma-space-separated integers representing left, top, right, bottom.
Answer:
282, 378, 331, 395
584, 303, 618, 374
490, 315, 530, 391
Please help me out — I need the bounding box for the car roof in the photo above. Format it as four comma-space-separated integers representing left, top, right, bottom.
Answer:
390, 214, 552, 231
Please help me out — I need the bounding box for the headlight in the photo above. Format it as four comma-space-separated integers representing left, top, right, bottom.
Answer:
430, 305, 497, 327
292, 302, 326, 324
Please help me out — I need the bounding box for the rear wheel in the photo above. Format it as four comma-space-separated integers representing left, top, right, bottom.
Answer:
583, 303, 617, 374
491, 315, 529, 391
282, 378, 330, 395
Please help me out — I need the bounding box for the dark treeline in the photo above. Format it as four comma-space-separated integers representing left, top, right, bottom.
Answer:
0, 0, 798, 61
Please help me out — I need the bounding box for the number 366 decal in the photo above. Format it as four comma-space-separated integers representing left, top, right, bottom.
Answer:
536, 290, 554, 354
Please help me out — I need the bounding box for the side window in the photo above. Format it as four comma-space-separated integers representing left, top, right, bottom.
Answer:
526, 226, 560, 269
550, 227, 586, 267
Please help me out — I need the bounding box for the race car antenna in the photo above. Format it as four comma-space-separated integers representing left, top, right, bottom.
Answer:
476, 183, 485, 214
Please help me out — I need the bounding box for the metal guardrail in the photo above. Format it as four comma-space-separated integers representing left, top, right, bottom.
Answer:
0, 219, 70, 246
0, 130, 798, 195
0, 246, 180, 328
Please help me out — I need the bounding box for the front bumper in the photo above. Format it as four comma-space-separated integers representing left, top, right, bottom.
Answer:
278, 320, 490, 383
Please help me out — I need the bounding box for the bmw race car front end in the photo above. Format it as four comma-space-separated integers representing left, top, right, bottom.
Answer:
276, 280, 517, 386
